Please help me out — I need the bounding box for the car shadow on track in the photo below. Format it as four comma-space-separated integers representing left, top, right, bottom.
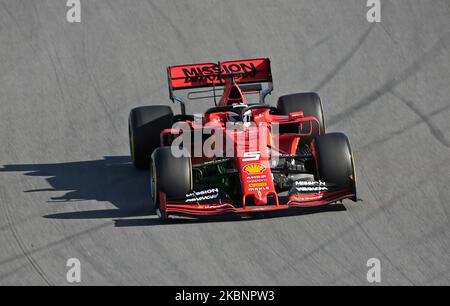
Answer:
0, 156, 153, 220
0, 156, 347, 226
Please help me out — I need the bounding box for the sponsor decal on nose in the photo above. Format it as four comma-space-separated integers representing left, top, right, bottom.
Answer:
249, 182, 268, 188
243, 164, 266, 174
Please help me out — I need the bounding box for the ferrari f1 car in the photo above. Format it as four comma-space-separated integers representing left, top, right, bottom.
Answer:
129, 58, 357, 219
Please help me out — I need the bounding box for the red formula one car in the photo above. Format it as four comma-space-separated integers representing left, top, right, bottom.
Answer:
128, 58, 357, 219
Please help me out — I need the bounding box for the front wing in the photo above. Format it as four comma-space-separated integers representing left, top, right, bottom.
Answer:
160, 188, 355, 217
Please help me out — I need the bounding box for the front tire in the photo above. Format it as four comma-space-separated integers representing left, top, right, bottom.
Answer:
313, 133, 357, 201
150, 147, 193, 217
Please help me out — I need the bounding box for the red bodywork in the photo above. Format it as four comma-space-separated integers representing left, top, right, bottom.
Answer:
160, 59, 355, 217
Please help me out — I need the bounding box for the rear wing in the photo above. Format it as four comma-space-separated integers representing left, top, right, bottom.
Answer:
167, 59, 273, 109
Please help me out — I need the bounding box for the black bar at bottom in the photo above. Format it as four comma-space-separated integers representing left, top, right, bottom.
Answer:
151, 287, 294, 305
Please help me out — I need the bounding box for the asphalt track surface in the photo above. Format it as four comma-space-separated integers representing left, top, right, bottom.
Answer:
0, 0, 449, 286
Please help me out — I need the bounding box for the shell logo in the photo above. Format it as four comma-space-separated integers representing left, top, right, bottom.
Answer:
243, 164, 266, 174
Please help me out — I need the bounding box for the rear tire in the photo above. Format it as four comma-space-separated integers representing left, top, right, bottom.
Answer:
277, 92, 326, 143
151, 147, 193, 212
313, 133, 357, 200
129, 106, 173, 170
